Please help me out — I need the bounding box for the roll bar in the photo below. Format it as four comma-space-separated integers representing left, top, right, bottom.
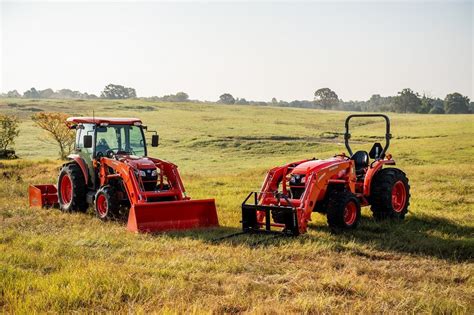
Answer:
344, 114, 391, 158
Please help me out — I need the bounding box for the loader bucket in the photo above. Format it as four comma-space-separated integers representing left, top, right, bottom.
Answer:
127, 199, 218, 233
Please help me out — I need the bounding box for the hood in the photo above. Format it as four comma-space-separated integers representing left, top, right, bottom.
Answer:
291, 158, 342, 175
118, 156, 156, 169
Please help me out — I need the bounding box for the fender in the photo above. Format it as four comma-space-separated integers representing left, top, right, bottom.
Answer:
363, 159, 396, 197
65, 154, 89, 185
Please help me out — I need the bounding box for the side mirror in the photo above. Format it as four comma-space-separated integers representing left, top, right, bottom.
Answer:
151, 134, 159, 147
83, 135, 93, 148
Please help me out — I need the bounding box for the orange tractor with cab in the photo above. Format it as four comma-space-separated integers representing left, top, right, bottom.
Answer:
242, 114, 410, 235
29, 117, 218, 232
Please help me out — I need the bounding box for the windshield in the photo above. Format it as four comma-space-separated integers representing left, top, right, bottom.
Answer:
95, 124, 146, 156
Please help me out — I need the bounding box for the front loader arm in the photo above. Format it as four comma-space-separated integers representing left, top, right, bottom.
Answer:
298, 160, 354, 230
258, 159, 311, 203
98, 158, 142, 204
148, 157, 187, 199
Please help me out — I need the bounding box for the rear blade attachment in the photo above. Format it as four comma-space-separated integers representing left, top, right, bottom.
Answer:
28, 184, 58, 208
127, 199, 219, 233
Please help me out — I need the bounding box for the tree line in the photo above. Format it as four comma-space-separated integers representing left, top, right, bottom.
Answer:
1, 84, 472, 114
217, 88, 473, 114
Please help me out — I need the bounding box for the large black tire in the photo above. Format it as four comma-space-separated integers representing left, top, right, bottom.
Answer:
57, 163, 88, 212
326, 191, 361, 230
370, 168, 410, 220
94, 185, 119, 221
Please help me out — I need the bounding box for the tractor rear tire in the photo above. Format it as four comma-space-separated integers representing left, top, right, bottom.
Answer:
94, 186, 119, 221
370, 168, 410, 220
326, 191, 361, 230
58, 163, 88, 212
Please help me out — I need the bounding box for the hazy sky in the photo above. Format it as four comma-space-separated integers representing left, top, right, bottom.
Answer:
1, 1, 472, 101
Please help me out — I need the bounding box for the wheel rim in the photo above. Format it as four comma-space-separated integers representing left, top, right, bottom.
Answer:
60, 174, 73, 206
392, 181, 407, 213
96, 194, 108, 218
343, 201, 357, 226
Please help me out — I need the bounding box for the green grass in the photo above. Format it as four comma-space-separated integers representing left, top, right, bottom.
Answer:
0, 98, 473, 313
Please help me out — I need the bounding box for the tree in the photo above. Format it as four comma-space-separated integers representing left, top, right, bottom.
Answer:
100, 84, 137, 99
39, 88, 54, 99
173, 92, 189, 102
6, 90, 21, 98
393, 88, 421, 113
420, 95, 434, 113
368, 94, 383, 109
0, 114, 20, 152
444, 93, 470, 114
32, 112, 75, 159
219, 93, 235, 104
429, 106, 445, 114
23, 87, 40, 99
314, 88, 339, 109
271, 97, 278, 104
235, 98, 249, 105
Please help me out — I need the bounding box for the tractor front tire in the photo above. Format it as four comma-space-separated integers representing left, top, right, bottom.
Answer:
58, 163, 88, 212
326, 191, 361, 231
94, 186, 119, 221
370, 168, 410, 220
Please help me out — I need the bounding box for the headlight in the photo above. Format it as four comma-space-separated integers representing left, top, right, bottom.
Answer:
139, 170, 146, 177
151, 169, 158, 177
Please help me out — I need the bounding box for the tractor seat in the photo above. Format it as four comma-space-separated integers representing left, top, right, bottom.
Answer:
351, 151, 369, 175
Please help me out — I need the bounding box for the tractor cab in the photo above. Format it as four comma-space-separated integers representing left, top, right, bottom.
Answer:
67, 117, 159, 188
68, 117, 158, 159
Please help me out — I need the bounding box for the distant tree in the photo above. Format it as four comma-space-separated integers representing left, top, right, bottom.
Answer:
393, 88, 421, 113
429, 106, 445, 114
314, 88, 339, 109
235, 98, 249, 105
420, 95, 434, 113
51, 89, 91, 99
469, 102, 474, 113
368, 94, 382, 106
0, 114, 20, 152
52, 89, 75, 98
444, 93, 470, 114
219, 93, 235, 104
6, 90, 21, 98
39, 88, 54, 99
173, 92, 189, 102
271, 97, 278, 104
101, 84, 137, 99
278, 100, 290, 107
23, 87, 40, 99
32, 112, 75, 159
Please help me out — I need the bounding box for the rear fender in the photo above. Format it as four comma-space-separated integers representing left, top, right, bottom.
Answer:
65, 154, 89, 185
363, 159, 396, 197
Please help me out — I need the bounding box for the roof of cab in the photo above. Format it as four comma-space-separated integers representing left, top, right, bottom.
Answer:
66, 117, 142, 125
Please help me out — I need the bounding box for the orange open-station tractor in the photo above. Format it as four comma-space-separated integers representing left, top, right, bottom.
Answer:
29, 117, 218, 232
242, 114, 410, 235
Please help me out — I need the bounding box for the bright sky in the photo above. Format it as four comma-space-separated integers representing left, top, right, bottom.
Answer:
1, 1, 472, 101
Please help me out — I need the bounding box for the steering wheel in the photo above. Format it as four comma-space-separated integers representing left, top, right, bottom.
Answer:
106, 149, 115, 158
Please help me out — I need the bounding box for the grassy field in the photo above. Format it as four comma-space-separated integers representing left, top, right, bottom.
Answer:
0, 98, 473, 313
